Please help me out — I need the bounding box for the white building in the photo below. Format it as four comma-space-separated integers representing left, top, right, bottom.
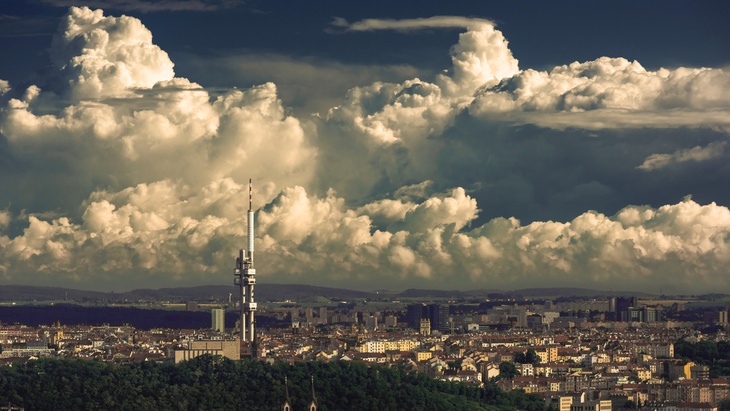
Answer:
211, 308, 225, 333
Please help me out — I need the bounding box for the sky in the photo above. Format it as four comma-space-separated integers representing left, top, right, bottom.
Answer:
1, 1, 730, 294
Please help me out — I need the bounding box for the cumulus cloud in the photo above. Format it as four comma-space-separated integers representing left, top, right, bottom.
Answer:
313, 22, 730, 225
50, 6, 175, 100
438, 22, 519, 97
469, 57, 730, 130
1, 7, 315, 215
473, 58, 730, 112
4, 181, 729, 292
1, 8, 730, 292
0, 178, 246, 285
313, 20, 519, 201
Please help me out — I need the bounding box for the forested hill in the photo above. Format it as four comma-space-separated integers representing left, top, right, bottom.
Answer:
0, 356, 547, 411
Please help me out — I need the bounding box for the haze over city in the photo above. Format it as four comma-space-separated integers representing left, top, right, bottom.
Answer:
0, 1, 729, 293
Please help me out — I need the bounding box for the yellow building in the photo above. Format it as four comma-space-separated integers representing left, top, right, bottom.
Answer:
419, 319, 431, 336
636, 367, 652, 381
173, 340, 240, 363
558, 396, 574, 411
547, 346, 559, 363
383, 339, 420, 352
571, 400, 611, 411
415, 350, 433, 362
50, 331, 65, 346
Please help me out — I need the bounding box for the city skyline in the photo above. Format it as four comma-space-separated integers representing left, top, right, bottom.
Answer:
1, 1, 730, 293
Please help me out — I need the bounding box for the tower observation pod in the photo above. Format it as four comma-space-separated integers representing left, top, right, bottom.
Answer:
234, 179, 257, 342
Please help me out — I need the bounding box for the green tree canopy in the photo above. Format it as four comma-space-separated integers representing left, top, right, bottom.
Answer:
0, 356, 550, 411
498, 362, 520, 379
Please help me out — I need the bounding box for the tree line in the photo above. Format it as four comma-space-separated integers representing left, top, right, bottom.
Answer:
0, 356, 549, 411
674, 339, 730, 378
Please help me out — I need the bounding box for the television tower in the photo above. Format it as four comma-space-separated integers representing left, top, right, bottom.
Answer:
234, 178, 257, 341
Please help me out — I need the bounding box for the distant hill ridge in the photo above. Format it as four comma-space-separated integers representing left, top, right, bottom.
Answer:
504, 287, 655, 298
0, 284, 375, 302
0, 284, 655, 302
397, 287, 654, 299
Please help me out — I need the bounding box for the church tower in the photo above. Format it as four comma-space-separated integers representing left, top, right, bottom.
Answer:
308, 375, 318, 411
281, 375, 319, 410
282, 376, 292, 411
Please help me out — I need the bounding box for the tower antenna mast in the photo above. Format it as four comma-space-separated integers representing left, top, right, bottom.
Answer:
234, 178, 257, 342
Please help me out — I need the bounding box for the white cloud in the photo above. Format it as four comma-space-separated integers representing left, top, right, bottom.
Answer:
398, 187, 478, 232
50, 6, 175, 100
437, 22, 519, 97
1, 8, 730, 293
4, 182, 728, 292
638, 141, 727, 171
332, 16, 494, 32
315, 21, 519, 201
0, 210, 10, 229
469, 57, 730, 130
0, 178, 248, 285
0, 79, 10, 97
1, 7, 316, 213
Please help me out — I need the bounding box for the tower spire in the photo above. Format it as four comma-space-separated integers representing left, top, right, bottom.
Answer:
309, 375, 318, 411
282, 376, 292, 411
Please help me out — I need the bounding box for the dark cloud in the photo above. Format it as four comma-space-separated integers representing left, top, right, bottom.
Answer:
431, 118, 730, 224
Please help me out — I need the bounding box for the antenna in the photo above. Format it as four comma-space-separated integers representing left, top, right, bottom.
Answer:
247, 179, 254, 264
234, 177, 257, 342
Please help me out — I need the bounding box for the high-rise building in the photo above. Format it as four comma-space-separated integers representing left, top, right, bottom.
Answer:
405, 304, 427, 330
627, 307, 644, 323
644, 307, 660, 323
427, 304, 450, 333
404, 303, 450, 333
615, 296, 638, 322
319, 307, 328, 324
363, 314, 378, 330
212, 308, 225, 333
527, 314, 543, 329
